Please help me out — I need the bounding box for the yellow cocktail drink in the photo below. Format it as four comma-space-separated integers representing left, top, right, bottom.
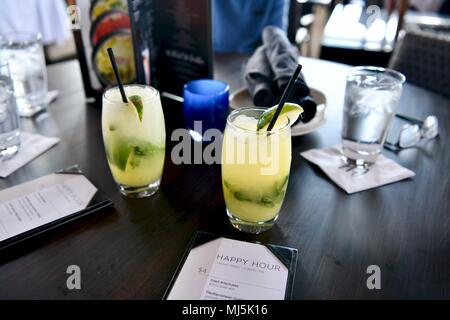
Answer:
102, 85, 165, 197
222, 108, 292, 233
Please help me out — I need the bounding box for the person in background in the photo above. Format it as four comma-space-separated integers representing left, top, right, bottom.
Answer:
213, 0, 289, 53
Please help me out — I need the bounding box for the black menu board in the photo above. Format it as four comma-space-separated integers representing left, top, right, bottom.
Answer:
128, 0, 213, 96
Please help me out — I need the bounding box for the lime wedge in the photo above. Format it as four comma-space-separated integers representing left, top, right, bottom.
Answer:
257, 103, 304, 131
110, 140, 133, 171
129, 95, 143, 122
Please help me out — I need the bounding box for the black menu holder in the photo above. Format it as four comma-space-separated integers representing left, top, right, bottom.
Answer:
0, 165, 113, 250
163, 231, 298, 300
128, 0, 213, 96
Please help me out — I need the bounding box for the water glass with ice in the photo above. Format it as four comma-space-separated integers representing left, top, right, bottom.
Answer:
341, 66, 405, 166
0, 33, 48, 117
0, 63, 20, 160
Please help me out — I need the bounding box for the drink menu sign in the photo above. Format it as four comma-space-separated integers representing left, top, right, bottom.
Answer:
128, 0, 213, 96
164, 232, 298, 300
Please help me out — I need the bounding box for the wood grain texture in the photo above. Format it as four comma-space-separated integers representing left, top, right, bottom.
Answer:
0, 55, 449, 299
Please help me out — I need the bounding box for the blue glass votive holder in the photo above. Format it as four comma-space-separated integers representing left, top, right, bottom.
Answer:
183, 79, 229, 142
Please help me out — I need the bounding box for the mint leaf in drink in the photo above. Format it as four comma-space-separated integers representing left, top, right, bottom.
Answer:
260, 196, 275, 208
129, 95, 144, 123
129, 155, 141, 169
234, 191, 253, 202
275, 176, 289, 195
272, 176, 289, 203
127, 142, 164, 169
111, 140, 133, 171
223, 179, 286, 208
133, 143, 164, 157
107, 138, 164, 171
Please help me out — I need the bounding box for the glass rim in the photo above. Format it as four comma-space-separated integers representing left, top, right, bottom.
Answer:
227, 107, 291, 134
184, 79, 230, 97
348, 66, 406, 84
103, 84, 160, 106
0, 32, 42, 45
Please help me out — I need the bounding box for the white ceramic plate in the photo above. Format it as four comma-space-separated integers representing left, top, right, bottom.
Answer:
229, 87, 327, 136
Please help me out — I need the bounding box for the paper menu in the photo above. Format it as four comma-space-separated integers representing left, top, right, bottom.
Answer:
166, 237, 293, 300
0, 173, 97, 242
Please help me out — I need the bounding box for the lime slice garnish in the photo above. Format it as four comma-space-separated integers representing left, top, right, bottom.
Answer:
109, 140, 133, 171
257, 103, 304, 131
129, 95, 143, 122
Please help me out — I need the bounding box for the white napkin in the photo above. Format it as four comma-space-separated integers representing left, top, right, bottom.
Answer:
19, 90, 59, 118
0, 132, 60, 178
46, 90, 59, 105
300, 145, 416, 194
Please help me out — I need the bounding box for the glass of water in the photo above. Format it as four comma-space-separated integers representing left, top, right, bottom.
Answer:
342, 66, 405, 166
0, 63, 20, 160
0, 33, 48, 117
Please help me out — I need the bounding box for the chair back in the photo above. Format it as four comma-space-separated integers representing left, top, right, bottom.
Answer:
389, 30, 450, 98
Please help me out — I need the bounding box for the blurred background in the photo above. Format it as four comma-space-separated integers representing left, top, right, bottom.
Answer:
0, 0, 449, 67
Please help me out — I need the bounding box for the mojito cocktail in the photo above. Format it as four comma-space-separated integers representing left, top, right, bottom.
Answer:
102, 85, 165, 197
221, 107, 295, 234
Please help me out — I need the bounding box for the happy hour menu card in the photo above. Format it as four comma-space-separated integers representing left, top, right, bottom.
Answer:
166, 236, 297, 300
0, 173, 97, 242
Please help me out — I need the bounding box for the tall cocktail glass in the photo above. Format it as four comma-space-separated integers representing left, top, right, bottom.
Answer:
221, 108, 292, 234
102, 85, 165, 197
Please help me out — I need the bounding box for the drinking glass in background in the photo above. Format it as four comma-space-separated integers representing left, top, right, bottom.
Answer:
0, 63, 20, 160
221, 108, 292, 234
102, 85, 166, 198
0, 33, 48, 117
342, 66, 405, 166
183, 79, 229, 142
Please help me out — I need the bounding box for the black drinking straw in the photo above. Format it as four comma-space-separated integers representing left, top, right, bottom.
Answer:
267, 64, 302, 132
107, 47, 128, 103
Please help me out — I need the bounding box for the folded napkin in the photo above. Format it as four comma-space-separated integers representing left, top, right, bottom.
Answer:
300, 145, 416, 194
262, 26, 310, 98
0, 132, 60, 178
245, 46, 274, 108
244, 26, 317, 122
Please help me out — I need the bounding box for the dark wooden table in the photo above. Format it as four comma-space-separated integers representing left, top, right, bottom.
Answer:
0, 55, 449, 299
